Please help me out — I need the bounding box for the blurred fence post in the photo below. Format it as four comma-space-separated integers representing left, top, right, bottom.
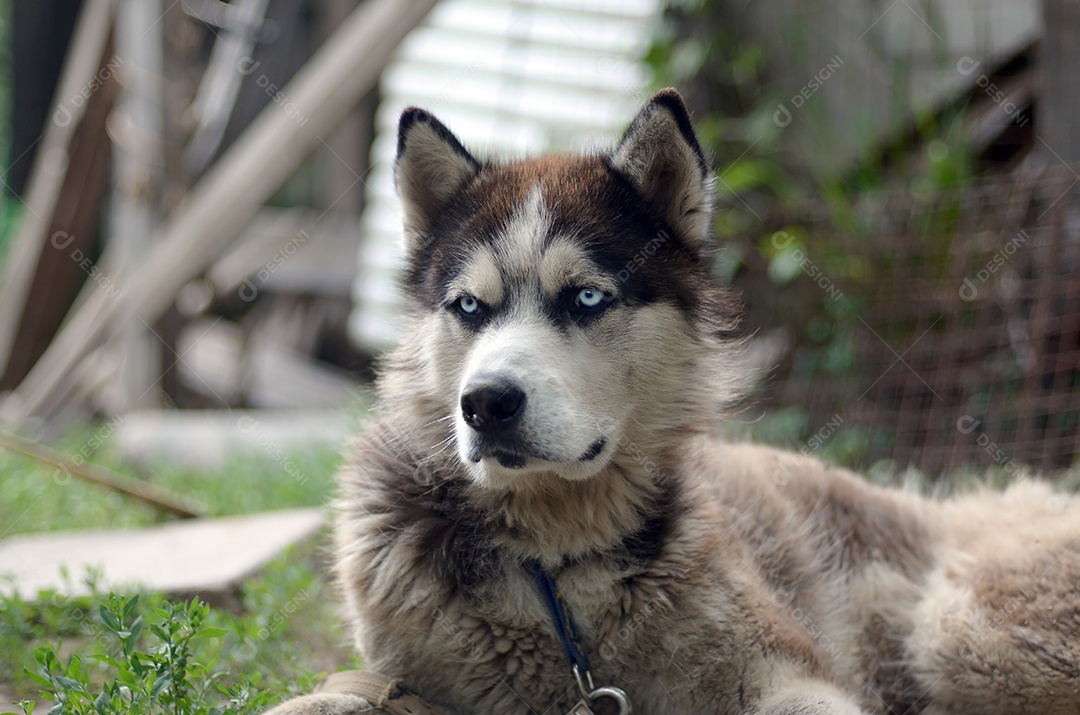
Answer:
107, 0, 165, 412
1039, 0, 1080, 165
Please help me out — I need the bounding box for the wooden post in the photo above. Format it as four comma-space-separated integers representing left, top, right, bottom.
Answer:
106, 0, 165, 411
1, 0, 440, 423
0, 0, 116, 383
1039, 0, 1080, 165
316, 0, 370, 215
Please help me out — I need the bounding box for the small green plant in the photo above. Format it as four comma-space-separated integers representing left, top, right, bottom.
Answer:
8, 595, 274, 715
1, 548, 352, 715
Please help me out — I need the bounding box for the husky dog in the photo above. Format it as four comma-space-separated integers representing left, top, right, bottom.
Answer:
326, 90, 1080, 714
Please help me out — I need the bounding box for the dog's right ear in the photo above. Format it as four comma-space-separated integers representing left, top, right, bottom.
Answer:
395, 108, 480, 251
611, 89, 713, 249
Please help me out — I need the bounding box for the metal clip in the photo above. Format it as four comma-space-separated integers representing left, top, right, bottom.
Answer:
572, 666, 632, 714
585, 686, 631, 713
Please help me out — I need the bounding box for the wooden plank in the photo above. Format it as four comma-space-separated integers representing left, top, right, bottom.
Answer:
0, 509, 323, 608
1, 0, 439, 424
0, 430, 203, 518
0, 0, 117, 384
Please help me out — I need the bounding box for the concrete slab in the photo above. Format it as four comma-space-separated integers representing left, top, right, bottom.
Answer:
116, 409, 354, 471
0, 509, 325, 608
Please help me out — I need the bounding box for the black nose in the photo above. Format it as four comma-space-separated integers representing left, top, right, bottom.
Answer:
460, 377, 526, 432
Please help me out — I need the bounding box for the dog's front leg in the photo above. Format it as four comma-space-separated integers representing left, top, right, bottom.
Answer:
751, 678, 867, 715
260, 672, 464, 715
262, 692, 388, 715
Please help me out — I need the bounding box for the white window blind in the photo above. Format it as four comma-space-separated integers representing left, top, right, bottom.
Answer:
349, 0, 662, 352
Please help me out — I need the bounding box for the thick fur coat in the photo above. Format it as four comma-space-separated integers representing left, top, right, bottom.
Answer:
305, 90, 1080, 715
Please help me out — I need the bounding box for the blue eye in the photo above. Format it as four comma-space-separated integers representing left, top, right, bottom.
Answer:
458, 295, 481, 315
576, 287, 606, 309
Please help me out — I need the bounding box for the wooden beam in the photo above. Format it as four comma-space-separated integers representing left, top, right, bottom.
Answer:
0, 0, 116, 382
1, 0, 439, 423
0, 430, 204, 519
0, 58, 117, 391
206, 208, 360, 298
184, 0, 271, 172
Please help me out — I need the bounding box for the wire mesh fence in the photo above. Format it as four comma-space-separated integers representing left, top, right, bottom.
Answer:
745, 165, 1080, 475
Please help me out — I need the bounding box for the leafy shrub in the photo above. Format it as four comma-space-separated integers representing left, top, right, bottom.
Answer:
7, 595, 273, 715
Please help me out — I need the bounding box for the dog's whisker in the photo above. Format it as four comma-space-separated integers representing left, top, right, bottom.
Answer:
423, 413, 455, 429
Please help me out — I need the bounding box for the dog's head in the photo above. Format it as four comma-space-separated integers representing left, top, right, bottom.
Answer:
392, 89, 739, 490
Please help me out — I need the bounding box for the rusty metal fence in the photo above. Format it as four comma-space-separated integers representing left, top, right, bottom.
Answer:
749, 165, 1080, 475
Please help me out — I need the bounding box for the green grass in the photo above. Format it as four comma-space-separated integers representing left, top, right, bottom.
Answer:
0, 420, 360, 712
0, 426, 345, 539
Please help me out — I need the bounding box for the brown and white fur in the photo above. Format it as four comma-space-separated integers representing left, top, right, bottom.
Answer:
319, 90, 1080, 714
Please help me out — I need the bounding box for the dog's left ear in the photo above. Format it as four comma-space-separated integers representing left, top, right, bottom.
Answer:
611, 89, 713, 247
395, 108, 481, 253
